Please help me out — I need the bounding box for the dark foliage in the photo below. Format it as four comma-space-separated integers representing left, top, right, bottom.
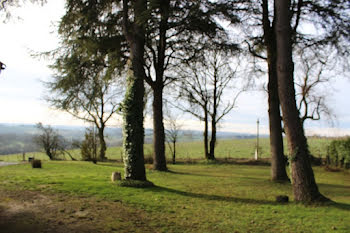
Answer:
81, 129, 99, 162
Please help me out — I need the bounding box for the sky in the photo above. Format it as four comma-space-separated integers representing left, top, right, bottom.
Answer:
0, 1, 350, 136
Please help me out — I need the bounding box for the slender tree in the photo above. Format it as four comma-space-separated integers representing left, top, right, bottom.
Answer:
177, 51, 241, 160
165, 110, 182, 164
275, 0, 329, 202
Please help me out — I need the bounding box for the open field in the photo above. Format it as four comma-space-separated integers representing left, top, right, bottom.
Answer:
0, 161, 349, 233
0, 137, 331, 162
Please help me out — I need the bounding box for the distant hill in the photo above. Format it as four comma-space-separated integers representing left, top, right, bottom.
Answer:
0, 123, 262, 155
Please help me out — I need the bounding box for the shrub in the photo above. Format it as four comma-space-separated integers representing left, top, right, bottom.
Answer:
81, 129, 99, 162
327, 137, 350, 169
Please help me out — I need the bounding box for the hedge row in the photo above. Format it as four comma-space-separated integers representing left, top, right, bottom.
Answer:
326, 137, 350, 169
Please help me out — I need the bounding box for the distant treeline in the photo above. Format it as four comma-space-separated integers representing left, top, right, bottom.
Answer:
0, 124, 257, 155
0, 133, 39, 155
0, 132, 121, 156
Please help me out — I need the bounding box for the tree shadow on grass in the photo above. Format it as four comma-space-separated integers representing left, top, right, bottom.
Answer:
330, 202, 350, 211
167, 170, 215, 177
151, 185, 280, 206
168, 170, 274, 181
318, 183, 350, 190
316, 183, 350, 211
150, 185, 350, 210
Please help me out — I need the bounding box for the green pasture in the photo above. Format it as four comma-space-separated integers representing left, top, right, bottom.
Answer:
0, 161, 349, 232
0, 137, 331, 162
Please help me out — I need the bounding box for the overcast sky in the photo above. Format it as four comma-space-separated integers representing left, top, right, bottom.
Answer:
0, 1, 350, 136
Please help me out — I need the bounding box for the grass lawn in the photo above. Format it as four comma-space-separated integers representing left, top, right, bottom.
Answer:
0, 161, 349, 232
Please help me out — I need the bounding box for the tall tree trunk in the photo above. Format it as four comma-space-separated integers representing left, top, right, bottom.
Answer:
262, 0, 289, 182
98, 126, 106, 161
121, 0, 147, 181
122, 61, 146, 180
172, 140, 176, 164
204, 106, 209, 159
208, 68, 217, 161
148, 0, 169, 171
275, 0, 328, 202
268, 67, 289, 182
152, 87, 167, 171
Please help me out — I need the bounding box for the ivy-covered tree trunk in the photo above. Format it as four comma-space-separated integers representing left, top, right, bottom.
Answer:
152, 86, 167, 171
275, 0, 328, 202
122, 0, 147, 181
122, 61, 146, 180
262, 0, 289, 182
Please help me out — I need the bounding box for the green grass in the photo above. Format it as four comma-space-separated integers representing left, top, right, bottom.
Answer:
0, 161, 349, 232
0, 137, 332, 162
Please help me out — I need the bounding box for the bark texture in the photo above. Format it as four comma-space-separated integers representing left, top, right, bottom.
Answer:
203, 107, 209, 159
98, 127, 106, 161
275, 0, 328, 202
208, 120, 216, 160
267, 70, 289, 182
208, 71, 217, 161
152, 87, 167, 170
172, 140, 176, 164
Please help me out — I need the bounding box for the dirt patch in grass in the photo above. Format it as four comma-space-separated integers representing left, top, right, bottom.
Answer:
0, 188, 155, 233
